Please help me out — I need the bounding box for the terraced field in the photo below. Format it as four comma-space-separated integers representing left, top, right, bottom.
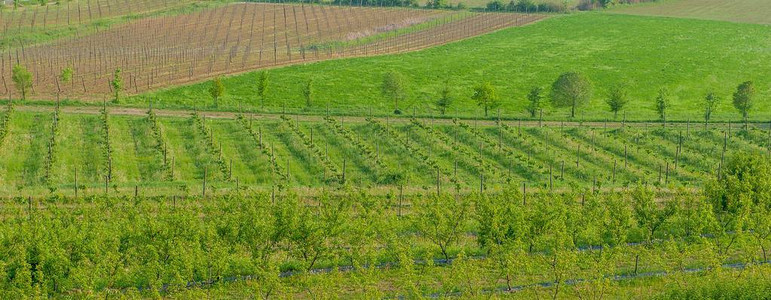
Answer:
0, 105, 767, 197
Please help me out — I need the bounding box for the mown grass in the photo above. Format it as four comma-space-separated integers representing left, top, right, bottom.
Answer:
132, 12, 771, 121
609, 0, 771, 25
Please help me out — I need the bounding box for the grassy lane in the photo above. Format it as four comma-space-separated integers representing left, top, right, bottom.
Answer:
128, 116, 165, 182
51, 115, 105, 186
209, 119, 272, 186
159, 117, 214, 183
109, 115, 143, 183
0, 113, 46, 191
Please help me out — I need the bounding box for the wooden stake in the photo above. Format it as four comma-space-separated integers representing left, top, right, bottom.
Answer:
203, 167, 207, 199
522, 182, 526, 206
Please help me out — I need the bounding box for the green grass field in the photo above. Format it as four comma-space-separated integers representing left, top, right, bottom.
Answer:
130, 12, 771, 121
610, 0, 771, 25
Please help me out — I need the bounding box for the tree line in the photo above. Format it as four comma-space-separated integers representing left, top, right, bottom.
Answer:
377, 69, 761, 126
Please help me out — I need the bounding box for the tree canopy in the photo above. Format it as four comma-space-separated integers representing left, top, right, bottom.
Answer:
550, 72, 592, 118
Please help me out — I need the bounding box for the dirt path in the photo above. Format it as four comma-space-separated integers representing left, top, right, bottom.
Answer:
13, 104, 770, 131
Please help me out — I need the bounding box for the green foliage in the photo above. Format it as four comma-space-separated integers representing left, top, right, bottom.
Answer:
605, 83, 629, 119
111, 68, 122, 103
655, 88, 670, 122
732, 81, 755, 121
59, 67, 73, 84
382, 71, 407, 114
11, 65, 32, 101
703, 91, 720, 124
654, 268, 771, 300
302, 78, 314, 108
209, 77, 225, 108
471, 81, 500, 117
257, 71, 269, 106
550, 72, 592, 118
435, 80, 453, 115
412, 195, 470, 260
706, 153, 771, 226
526, 86, 546, 118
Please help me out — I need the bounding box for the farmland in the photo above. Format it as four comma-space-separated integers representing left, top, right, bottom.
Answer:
0, 105, 768, 197
609, 0, 771, 25
135, 12, 771, 121
1, 0, 771, 298
0, 2, 542, 99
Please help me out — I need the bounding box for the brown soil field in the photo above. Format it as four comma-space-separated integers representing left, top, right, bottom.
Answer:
0, 3, 544, 100
0, 0, 197, 31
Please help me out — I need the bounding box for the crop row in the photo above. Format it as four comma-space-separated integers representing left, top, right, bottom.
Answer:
237, 115, 288, 185
409, 118, 496, 182
0, 103, 12, 148
281, 115, 342, 183
192, 112, 230, 181
324, 116, 386, 170
99, 105, 113, 183
147, 109, 174, 180
42, 104, 60, 184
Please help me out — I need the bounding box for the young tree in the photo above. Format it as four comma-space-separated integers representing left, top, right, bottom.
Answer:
655, 88, 670, 124
302, 78, 313, 108
605, 83, 629, 119
472, 81, 500, 117
111, 68, 122, 103
526, 86, 545, 118
209, 77, 225, 108
382, 71, 407, 114
60, 67, 73, 84
703, 91, 720, 129
257, 71, 269, 107
706, 153, 771, 256
435, 80, 453, 115
732, 81, 755, 128
550, 72, 592, 118
413, 195, 469, 261
11, 64, 32, 101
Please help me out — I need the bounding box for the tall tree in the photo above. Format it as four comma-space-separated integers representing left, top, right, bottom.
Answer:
302, 78, 313, 108
526, 86, 545, 118
209, 77, 225, 108
111, 68, 122, 103
732, 81, 755, 128
435, 80, 453, 115
257, 71, 269, 107
655, 88, 670, 125
472, 82, 500, 117
382, 71, 407, 114
11, 64, 32, 101
550, 72, 592, 118
703, 91, 720, 129
605, 83, 629, 119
